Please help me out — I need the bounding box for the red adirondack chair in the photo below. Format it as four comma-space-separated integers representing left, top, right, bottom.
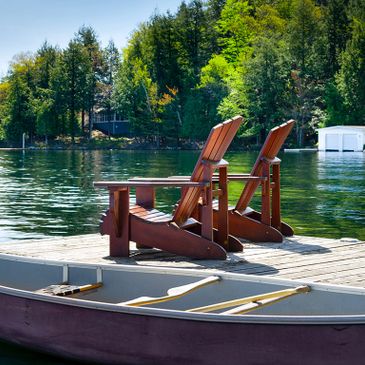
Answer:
226, 120, 295, 242
94, 116, 243, 260
170, 120, 295, 242
212, 120, 295, 242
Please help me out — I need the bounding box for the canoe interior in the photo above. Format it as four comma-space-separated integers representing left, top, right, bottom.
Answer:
1, 255, 365, 316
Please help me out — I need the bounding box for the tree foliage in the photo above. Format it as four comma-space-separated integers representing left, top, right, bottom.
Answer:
0, 0, 364, 147
336, 18, 365, 125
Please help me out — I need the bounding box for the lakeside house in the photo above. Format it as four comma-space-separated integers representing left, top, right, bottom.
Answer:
92, 112, 130, 136
317, 126, 365, 152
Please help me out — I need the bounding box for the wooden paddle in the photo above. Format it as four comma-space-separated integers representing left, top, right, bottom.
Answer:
187, 285, 310, 313
120, 275, 221, 307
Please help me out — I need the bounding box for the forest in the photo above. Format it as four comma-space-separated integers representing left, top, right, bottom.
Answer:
0, 0, 364, 147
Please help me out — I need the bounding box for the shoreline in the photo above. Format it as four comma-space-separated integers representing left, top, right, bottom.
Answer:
0, 146, 307, 152
0, 143, 308, 152
0, 135, 311, 152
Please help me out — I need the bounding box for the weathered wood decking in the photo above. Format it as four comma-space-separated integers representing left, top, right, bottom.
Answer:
1, 234, 364, 288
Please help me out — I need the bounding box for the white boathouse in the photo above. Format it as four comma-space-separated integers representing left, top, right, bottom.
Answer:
318, 126, 365, 152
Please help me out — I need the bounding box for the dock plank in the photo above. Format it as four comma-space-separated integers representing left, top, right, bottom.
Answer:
0, 234, 364, 287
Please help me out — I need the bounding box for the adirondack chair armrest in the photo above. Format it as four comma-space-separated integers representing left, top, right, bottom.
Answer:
128, 177, 201, 184
260, 156, 281, 165
225, 175, 267, 181
201, 158, 229, 168
94, 180, 209, 189
168, 174, 267, 182
168, 176, 190, 179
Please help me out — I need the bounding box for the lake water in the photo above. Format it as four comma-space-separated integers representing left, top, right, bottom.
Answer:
0, 149, 364, 363
0, 150, 364, 242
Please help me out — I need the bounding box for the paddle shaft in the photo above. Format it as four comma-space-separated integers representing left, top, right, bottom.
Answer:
187, 285, 310, 313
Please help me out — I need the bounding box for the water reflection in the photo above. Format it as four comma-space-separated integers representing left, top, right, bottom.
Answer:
0, 150, 364, 242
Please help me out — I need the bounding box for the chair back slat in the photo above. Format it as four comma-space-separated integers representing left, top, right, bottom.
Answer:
235, 120, 295, 212
173, 116, 243, 225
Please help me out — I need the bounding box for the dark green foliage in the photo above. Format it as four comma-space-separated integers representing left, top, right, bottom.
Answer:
5, 70, 35, 143
113, 58, 160, 137
3, 56, 37, 144
61, 41, 92, 139
0, 0, 364, 147
336, 18, 365, 125
149, 13, 181, 92
75, 26, 104, 136
244, 38, 292, 141
323, 81, 347, 126
288, 0, 322, 75
324, 0, 350, 76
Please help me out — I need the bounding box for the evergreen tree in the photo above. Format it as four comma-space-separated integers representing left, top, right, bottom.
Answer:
288, 0, 322, 74
99, 40, 120, 124
3, 55, 37, 144
0, 81, 9, 141
205, 0, 226, 54
5, 69, 35, 143
324, 0, 350, 76
113, 56, 160, 138
149, 13, 180, 92
244, 38, 292, 142
32, 42, 60, 141
336, 18, 365, 125
61, 41, 92, 140
75, 26, 103, 136
34, 42, 58, 89
175, 0, 208, 83
288, 0, 325, 145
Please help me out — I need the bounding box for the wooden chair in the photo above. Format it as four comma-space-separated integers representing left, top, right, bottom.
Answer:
94, 116, 243, 260
172, 120, 295, 242
216, 120, 295, 242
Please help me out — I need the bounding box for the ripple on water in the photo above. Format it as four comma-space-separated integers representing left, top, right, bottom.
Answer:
0, 150, 363, 241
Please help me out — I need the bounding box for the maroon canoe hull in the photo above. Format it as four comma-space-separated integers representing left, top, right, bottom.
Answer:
1, 291, 364, 365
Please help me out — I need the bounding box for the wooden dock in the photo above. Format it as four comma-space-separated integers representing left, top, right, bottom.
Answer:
0, 234, 364, 287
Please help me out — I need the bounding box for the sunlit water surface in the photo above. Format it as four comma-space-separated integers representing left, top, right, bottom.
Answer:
0, 149, 364, 363
0, 150, 364, 242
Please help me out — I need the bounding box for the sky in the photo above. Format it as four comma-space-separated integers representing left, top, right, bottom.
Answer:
0, 0, 182, 77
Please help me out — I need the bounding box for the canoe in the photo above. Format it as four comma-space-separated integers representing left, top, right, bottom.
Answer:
1, 253, 365, 365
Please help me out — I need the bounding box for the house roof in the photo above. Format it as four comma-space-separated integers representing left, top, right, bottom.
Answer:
317, 125, 365, 132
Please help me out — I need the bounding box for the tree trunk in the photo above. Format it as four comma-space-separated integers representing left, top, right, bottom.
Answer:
299, 126, 304, 147
88, 109, 93, 139
81, 110, 85, 132
70, 108, 75, 143
176, 110, 182, 148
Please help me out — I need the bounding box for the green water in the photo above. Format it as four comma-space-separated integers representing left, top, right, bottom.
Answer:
0, 150, 364, 242
0, 149, 364, 364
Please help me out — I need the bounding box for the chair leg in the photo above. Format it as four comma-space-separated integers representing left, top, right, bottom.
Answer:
99, 189, 130, 257
201, 165, 214, 241
261, 161, 271, 226
271, 164, 281, 231
135, 187, 155, 249
217, 166, 229, 250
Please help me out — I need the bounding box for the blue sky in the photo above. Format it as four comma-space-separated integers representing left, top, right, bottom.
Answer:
0, 0, 182, 77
